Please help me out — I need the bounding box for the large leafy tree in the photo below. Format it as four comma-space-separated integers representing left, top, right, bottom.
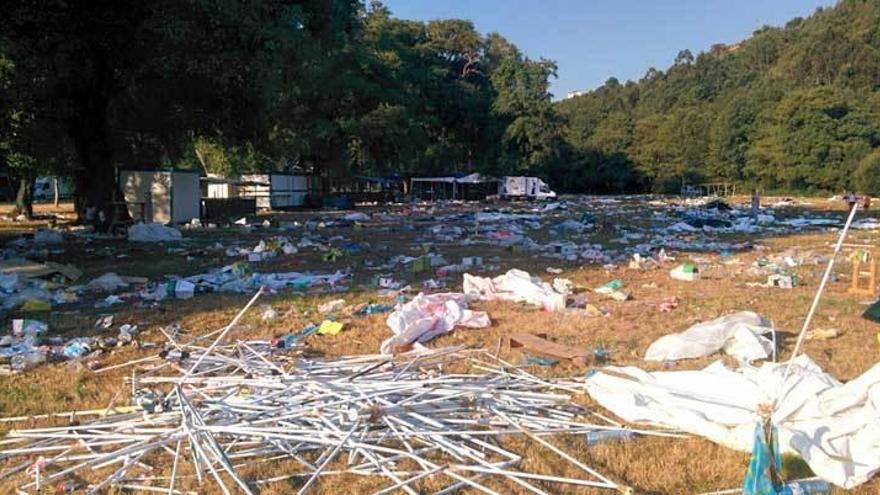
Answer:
1, 0, 361, 228
1, 0, 562, 214
491, 57, 562, 172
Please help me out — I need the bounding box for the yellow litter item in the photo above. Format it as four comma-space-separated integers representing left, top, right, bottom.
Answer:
317, 320, 344, 336
21, 299, 51, 312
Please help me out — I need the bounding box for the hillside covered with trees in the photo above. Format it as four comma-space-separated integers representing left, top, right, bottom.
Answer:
555, 0, 880, 194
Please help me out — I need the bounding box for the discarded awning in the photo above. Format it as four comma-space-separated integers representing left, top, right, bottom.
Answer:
585, 356, 880, 488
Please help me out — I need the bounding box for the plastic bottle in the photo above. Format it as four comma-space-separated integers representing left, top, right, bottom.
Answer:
11, 352, 47, 372
273, 333, 299, 349
585, 429, 638, 445
62, 340, 92, 359
780, 479, 831, 495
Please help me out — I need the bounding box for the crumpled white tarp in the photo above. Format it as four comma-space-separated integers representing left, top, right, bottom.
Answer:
87, 272, 129, 292
853, 218, 880, 230
585, 356, 880, 489
128, 223, 183, 242
463, 269, 566, 311
342, 212, 370, 221
381, 293, 490, 355
645, 311, 773, 362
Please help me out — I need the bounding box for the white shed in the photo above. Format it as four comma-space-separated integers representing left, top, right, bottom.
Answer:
239, 173, 314, 209
205, 174, 239, 199
119, 169, 201, 224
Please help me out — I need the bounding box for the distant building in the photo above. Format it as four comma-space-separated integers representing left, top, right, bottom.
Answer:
564, 90, 588, 100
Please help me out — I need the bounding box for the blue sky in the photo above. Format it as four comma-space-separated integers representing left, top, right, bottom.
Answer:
382, 0, 838, 99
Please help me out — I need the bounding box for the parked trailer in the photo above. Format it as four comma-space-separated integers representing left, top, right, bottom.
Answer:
499, 176, 556, 200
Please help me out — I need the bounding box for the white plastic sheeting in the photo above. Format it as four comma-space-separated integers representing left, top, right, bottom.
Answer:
381, 293, 490, 355
585, 356, 880, 488
87, 273, 129, 292
644, 311, 774, 362
853, 218, 880, 230
127, 223, 183, 242
463, 269, 566, 311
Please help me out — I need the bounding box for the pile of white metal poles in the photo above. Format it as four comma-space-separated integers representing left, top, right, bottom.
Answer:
0, 295, 670, 494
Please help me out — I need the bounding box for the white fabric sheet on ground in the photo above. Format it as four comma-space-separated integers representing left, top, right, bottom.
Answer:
127, 223, 183, 242
585, 356, 880, 488
463, 268, 566, 311
644, 311, 774, 362
381, 292, 490, 355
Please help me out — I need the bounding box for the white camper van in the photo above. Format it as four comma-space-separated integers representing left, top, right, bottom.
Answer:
499, 176, 556, 200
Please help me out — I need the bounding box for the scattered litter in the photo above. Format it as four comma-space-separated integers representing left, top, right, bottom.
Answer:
33, 229, 64, 244
670, 263, 700, 281
510, 332, 592, 365
127, 223, 183, 242
356, 303, 393, 316
261, 306, 278, 321
95, 315, 114, 329
595, 279, 629, 301
317, 319, 344, 335
382, 292, 490, 354
62, 339, 93, 359
342, 212, 370, 221
864, 300, 880, 322
12, 319, 47, 337
806, 327, 840, 341
464, 269, 566, 311
524, 354, 558, 367
0, 259, 82, 281
585, 429, 638, 445
318, 298, 346, 313
377, 276, 401, 289
86, 272, 129, 292
768, 273, 798, 289
21, 299, 51, 312
657, 296, 679, 312
645, 311, 774, 362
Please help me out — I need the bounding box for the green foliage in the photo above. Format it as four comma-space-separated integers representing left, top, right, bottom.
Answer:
855, 150, 880, 195
554, 0, 880, 194
492, 57, 562, 171
191, 137, 266, 177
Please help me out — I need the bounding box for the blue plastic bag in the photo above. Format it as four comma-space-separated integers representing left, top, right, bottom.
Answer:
743, 422, 782, 495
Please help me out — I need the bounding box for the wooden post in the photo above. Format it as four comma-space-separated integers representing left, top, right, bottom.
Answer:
850, 251, 877, 297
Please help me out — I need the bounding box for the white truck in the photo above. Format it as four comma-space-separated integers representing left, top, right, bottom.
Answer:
498, 176, 556, 200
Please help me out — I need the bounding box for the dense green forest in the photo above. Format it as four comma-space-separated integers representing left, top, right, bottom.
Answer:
1, 0, 879, 227
555, 0, 880, 195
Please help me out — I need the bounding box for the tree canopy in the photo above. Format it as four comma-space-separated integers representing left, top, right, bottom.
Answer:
0, 0, 559, 225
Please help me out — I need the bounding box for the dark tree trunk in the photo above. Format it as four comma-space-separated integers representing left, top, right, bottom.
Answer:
67, 93, 127, 233
13, 175, 35, 219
